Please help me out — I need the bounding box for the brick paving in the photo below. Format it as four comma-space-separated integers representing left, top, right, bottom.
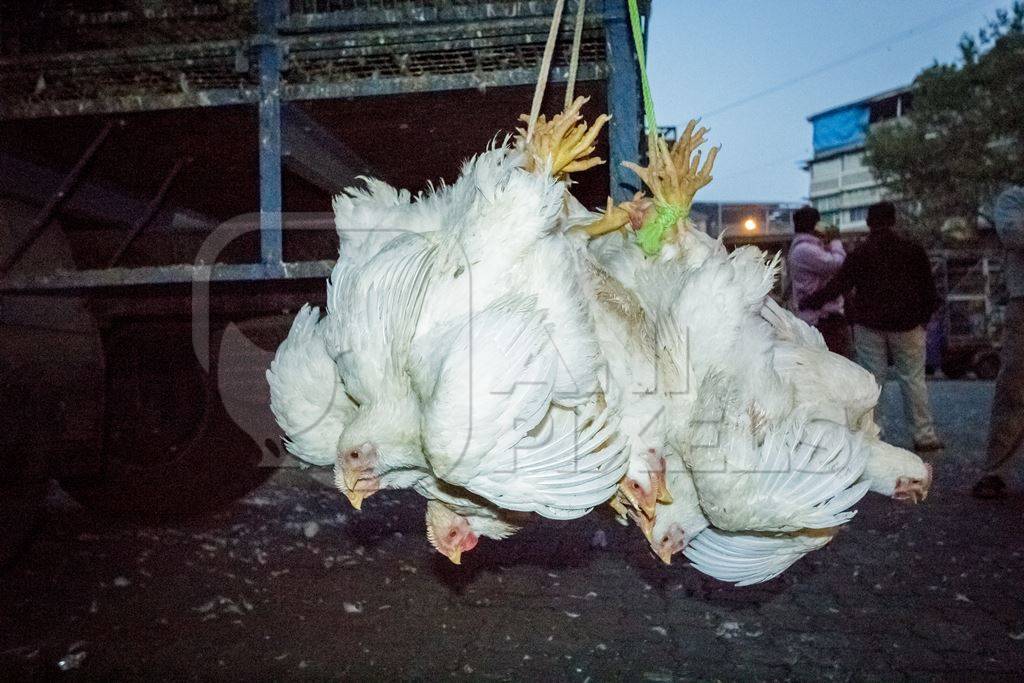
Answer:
2, 380, 1023, 680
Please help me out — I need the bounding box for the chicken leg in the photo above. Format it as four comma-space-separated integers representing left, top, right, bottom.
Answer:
581, 119, 719, 253
517, 96, 610, 179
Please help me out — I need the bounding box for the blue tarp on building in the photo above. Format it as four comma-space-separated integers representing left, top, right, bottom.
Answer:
812, 105, 869, 153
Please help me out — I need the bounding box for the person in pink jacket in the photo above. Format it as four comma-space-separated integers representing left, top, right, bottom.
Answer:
787, 206, 851, 357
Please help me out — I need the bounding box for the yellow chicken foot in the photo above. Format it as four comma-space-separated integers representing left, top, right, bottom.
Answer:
579, 193, 655, 238
516, 96, 610, 179
619, 119, 720, 255
581, 197, 632, 237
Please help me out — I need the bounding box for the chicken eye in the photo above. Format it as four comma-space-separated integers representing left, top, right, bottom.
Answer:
631, 481, 641, 491
348, 450, 360, 460
448, 530, 458, 538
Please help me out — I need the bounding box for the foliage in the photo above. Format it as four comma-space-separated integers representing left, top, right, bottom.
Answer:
864, 1, 1024, 237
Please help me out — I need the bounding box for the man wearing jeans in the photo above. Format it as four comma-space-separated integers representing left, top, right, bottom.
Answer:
973, 186, 1024, 498
803, 201, 943, 452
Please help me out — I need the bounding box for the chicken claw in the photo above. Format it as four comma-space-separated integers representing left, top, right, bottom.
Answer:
517, 96, 610, 179
623, 119, 719, 210
580, 193, 654, 238
619, 120, 720, 255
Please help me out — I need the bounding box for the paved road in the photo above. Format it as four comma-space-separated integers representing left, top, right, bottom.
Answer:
2, 380, 1023, 680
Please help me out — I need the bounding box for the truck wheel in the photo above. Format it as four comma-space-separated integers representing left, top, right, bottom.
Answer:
940, 349, 971, 380
0, 198, 105, 565
0, 358, 46, 567
972, 351, 1001, 381
63, 319, 271, 516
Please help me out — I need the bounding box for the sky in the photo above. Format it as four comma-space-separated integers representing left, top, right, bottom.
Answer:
646, 0, 1010, 203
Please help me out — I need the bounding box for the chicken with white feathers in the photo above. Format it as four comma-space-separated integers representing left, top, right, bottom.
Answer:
268, 105, 933, 583
271, 98, 628, 563
579, 123, 932, 583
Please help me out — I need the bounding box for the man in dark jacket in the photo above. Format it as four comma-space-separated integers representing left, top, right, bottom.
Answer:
803, 201, 943, 452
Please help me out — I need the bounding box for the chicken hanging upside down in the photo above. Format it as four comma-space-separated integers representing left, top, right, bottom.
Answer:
316, 96, 626, 565
266, 95, 934, 583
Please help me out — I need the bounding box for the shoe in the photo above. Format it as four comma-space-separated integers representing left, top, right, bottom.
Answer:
914, 439, 945, 453
972, 474, 1007, 500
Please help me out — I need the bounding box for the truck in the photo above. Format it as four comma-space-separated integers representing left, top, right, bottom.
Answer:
0, 0, 648, 563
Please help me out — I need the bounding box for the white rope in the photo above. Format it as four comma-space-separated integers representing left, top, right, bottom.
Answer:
564, 0, 587, 109
526, 0, 566, 143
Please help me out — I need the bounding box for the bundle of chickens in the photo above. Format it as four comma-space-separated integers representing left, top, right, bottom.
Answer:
267, 98, 931, 586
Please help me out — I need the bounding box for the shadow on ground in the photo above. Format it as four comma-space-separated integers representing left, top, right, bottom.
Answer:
2, 381, 1023, 680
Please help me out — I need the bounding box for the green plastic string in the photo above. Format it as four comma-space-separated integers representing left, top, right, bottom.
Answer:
627, 0, 657, 136
636, 203, 686, 256
626, 0, 675, 256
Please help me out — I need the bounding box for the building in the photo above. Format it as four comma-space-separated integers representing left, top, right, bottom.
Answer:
806, 85, 913, 232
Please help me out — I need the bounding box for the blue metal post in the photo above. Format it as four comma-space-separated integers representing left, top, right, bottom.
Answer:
603, 0, 642, 202
257, 0, 283, 266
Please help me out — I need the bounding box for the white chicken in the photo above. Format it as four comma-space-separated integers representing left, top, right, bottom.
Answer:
323, 142, 626, 517
267, 296, 531, 560
576, 123, 932, 583
272, 99, 629, 562
268, 107, 933, 583
578, 228, 671, 522
266, 303, 354, 467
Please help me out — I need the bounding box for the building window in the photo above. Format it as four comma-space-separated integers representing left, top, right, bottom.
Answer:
812, 157, 842, 178
898, 92, 913, 117
868, 92, 913, 124
843, 153, 866, 171
814, 195, 841, 212
844, 188, 878, 207
849, 206, 869, 223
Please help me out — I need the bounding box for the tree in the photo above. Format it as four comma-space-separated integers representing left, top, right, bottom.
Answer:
865, 1, 1024, 237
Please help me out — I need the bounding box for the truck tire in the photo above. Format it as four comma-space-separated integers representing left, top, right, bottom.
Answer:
973, 351, 1001, 381
0, 199, 105, 565
62, 319, 271, 516
940, 349, 971, 380
0, 358, 46, 567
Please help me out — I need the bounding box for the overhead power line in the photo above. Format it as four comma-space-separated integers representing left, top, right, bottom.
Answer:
700, 0, 993, 119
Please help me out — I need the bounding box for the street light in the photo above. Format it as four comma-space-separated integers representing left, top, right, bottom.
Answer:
743, 218, 757, 232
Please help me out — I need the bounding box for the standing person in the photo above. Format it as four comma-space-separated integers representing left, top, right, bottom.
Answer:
973, 186, 1024, 499
802, 201, 943, 452
787, 205, 851, 357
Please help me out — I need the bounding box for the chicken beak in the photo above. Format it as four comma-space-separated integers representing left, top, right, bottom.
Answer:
445, 547, 462, 565
609, 494, 628, 518
618, 480, 641, 512
656, 480, 673, 505
640, 516, 655, 541
622, 487, 657, 521
628, 508, 655, 540
343, 469, 362, 493
656, 544, 674, 565
343, 489, 364, 510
